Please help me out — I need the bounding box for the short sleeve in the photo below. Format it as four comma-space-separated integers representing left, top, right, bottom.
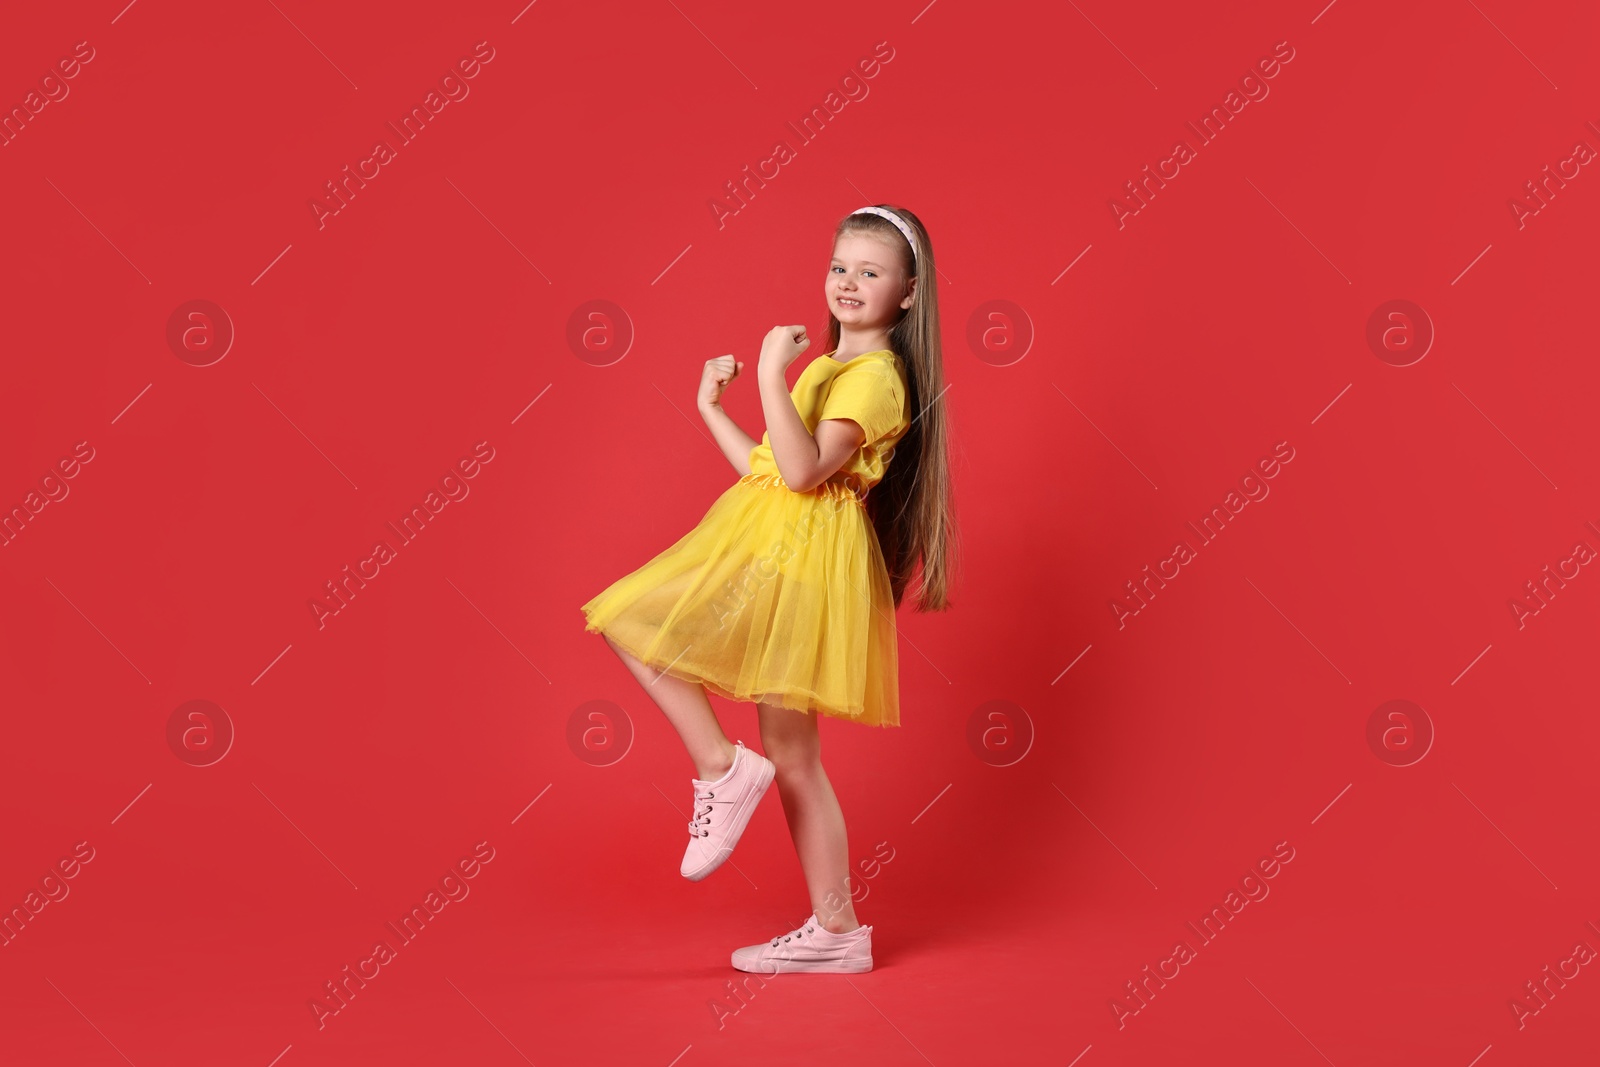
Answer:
818, 358, 905, 446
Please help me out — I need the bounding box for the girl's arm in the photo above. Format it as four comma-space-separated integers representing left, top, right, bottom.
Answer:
759, 361, 865, 492
699, 399, 759, 477
697, 354, 758, 476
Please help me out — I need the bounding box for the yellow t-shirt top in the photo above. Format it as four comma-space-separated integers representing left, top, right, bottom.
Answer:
746, 349, 910, 491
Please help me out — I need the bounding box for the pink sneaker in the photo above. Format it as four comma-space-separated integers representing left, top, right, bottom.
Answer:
680, 740, 775, 881
731, 913, 875, 974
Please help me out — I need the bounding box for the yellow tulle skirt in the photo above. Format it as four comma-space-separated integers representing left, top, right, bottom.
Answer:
581, 472, 900, 727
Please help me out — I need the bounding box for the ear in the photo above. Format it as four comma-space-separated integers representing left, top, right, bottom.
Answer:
900, 275, 917, 311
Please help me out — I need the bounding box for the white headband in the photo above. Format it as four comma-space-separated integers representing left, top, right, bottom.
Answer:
849, 206, 919, 265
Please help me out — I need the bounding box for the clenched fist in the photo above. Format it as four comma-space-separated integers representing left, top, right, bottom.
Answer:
699, 354, 743, 410
758, 324, 811, 376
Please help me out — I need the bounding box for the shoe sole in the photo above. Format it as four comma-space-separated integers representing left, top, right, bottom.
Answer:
731, 953, 874, 974
682, 755, 776, 881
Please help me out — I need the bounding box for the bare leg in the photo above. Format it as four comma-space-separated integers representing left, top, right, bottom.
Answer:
757, 700, 861, 934
600, 633, 736, 781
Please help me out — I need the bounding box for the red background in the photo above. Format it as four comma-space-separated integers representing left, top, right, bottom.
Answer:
2, 1, 1597, 1064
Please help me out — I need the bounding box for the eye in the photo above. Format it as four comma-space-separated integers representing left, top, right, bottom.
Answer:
862, 270, 876, 278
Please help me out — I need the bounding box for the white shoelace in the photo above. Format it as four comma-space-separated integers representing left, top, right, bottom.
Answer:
771, 921, 817, 947
688, 749, 740, 838
687, 787, 715, 838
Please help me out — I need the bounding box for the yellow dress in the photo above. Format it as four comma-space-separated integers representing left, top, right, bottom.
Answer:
581, 349, 911, 727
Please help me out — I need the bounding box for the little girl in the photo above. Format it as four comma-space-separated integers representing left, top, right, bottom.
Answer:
580, 204, 957, 974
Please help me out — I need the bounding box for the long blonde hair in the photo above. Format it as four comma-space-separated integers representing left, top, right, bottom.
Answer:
827, 204, 959, 612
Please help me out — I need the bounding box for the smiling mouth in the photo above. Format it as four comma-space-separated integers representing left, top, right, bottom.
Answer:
836, 297, 863, 308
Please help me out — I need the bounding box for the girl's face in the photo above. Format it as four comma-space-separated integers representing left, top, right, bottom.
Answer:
828, 232, 915, 331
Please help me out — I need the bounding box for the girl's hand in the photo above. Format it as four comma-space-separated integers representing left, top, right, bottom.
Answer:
757, 324, 811, 376
698, 354, 743, 410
